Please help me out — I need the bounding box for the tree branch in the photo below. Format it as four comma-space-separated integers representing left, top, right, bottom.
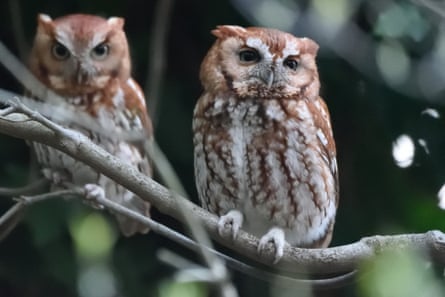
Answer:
0, 178, 48, 197
95, 190, 357, 289
0, 188, 81, 239
0, 104, 445, 275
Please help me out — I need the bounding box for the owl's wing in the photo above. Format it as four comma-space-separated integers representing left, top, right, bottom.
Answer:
309, 96, 339, 205
108, 78, 153, 236
120, 78, 153, 177
193, 93, 244, 215
123, 78, 153, 136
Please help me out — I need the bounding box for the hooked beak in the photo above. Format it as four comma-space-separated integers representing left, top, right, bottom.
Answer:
76, 62, 91, 84
259, 68, 274, 88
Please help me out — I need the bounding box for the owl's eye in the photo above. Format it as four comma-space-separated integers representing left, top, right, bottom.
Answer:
239, 49, 260, 63
91, 43, 110, 60
51, 42, 70, 60
283, 58, 299, 70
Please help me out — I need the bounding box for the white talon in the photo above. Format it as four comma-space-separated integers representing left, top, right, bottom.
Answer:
258, 227, 286, 264
84, 184, 105, 209
217, 210, 243, 240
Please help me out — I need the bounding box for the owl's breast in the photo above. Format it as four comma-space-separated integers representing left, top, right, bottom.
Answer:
194, 95, 337, 245
229, 98, 336, 243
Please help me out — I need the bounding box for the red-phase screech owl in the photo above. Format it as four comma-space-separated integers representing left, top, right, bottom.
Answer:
28, 13, 152, 236
193, 26, 338, 263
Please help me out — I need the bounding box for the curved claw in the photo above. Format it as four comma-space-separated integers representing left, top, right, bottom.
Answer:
84, 184, 105, 209
217, 210, 243, 240
258, 227, 286, 264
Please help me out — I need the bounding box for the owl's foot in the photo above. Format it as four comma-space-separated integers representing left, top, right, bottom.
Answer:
217, 210, 243, 240
83, 184, 106, 210
258, 227, 286, 264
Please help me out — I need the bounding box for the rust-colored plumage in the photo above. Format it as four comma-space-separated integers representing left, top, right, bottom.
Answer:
193, 26, 338, 262
28, 13, 152, 236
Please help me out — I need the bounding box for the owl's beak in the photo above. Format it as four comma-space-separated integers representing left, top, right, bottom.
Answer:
76, 63, 91, 84
259, 69, 274, 88
77, 72, 86, 84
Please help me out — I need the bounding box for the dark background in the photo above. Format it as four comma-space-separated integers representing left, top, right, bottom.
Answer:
0, 0, 444, 296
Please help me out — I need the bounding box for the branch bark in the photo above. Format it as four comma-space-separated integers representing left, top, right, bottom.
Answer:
0, 110, 445, 275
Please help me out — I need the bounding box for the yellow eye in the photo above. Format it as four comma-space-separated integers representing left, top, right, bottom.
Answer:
51, 42, 70, 60
91, 43, 110, 60
239, 48, 260, 63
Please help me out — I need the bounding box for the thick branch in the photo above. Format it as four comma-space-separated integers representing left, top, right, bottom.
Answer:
0, 112, 444, 274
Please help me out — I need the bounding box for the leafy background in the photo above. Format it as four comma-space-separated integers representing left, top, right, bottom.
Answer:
0, 0, 445, 296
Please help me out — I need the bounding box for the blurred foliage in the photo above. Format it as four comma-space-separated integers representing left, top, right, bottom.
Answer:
0, 0, 445, 296
359, 249, 445, 297
158, 281, 207, 297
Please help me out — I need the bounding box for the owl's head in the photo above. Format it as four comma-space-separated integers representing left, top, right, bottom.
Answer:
29, 13, 131, 96
200, 25, 320, 100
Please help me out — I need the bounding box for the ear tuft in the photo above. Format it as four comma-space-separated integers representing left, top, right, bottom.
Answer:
37, 13, 54, 33
301, 37, 319, 56
107, 17, 125, 29
38, 13, 52, 24
211, 25, 246, 39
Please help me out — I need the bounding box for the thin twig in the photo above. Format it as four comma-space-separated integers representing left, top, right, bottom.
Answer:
151, 140, 188, 197
0, 188, 81, 227
159, 249, 231, 283
0, 203, 24, 231
8, 97, 68, 135
0, 188, 82, 240
158, 249, 203, 271
145, 0, 174, 126
0, 178, 48, 197
18, 188, 83, 203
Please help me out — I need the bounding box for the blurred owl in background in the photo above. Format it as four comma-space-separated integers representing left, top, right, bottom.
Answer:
27, 13, 152, 236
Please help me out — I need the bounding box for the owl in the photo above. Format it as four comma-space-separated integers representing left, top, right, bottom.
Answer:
193, 26, 338, 263
27, 13, 152, 236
